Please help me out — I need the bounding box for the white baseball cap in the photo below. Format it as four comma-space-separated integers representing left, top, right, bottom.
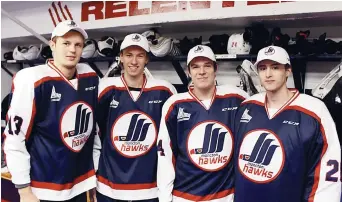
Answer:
187, 45, 216, 66
51, 20, 88, 40
120, 33, 150, 52
254, 46, 291, 68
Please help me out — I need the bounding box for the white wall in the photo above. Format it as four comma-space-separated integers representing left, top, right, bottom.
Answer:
1, 2, 342, 102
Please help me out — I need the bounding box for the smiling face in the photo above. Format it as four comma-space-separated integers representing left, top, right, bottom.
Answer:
257, 59, 291, 93
120, 45, 148, 78
188, 56, 216, 91
50, 31, 84, 69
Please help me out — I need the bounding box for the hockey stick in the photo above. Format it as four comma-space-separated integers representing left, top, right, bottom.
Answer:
2, 8, 50, 45
312, 62, 342, 99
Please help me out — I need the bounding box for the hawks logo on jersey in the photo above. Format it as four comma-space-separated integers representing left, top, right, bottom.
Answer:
111, 111, 157, 158
238, 129, 285, 183
187, 121, 233, 171
60, 102, 94, 152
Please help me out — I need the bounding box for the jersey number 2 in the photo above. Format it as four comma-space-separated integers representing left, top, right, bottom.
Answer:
7, 116, 23, 136
325, 160, 341, 182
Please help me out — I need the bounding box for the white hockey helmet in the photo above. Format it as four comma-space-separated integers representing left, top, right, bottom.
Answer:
149, 37, 172, 57
97, 36, 116, 57
227, 33, 252, 55
82, 39, 99, 58
13, 45, 41, 60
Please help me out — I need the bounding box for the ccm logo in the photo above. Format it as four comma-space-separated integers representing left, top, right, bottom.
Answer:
283, 120, 299, 126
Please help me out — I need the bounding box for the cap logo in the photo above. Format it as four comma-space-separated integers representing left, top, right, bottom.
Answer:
194, 45, 204, 53
67, 20, 77, 27
132, 34, 141, 42
265, 47, 275, 55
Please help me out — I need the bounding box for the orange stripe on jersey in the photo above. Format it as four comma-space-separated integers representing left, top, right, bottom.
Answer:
287, 105, 327, 201
34, 77, 64, 88
308, 124, 328, 202
97, 176, 157, 190
79, 72, 97, 78
173, 188, 234, 201
31, 169, 95, 191
216, 93, 246, 100
165, 98, 195, 121
143, 86, 173, 95
98, 86, 126, 100
25, 99, 36, 140
286, 106, 321, 122
242, 100, 264, 106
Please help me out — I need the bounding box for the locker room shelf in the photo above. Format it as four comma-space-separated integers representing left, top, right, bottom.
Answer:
2, 54, 342, 92
2, 53, 342, 65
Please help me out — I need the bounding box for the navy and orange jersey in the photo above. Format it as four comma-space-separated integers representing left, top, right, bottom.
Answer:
157, 85, 248, 202
3, 60, 99, 200
234, 90, 341, 202
96, 75, 176, 200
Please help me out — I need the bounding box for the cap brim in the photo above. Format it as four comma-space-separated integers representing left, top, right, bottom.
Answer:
254, 59, 289, 69
51, 27, 88, 40
120, 44, 149, 52
187, 55, 216, 66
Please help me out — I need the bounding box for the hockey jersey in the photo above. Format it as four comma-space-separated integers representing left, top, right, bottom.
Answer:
157, 85, 248, 202
321, 77, 342, 144
234, 89, 341, 202
96, 75, 176, 200
3, 60, 99, 201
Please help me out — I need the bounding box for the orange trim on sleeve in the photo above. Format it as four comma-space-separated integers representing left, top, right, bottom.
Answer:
143, 86, 173, 96
242, 100, 264, 106
216, 93, 246, 100
308, 125, 328, 202
79, 72, 97, 78
98, 86, 126, 101
165, 98, 195, 121
287, 105, 327, 202
34, 77, 64, 88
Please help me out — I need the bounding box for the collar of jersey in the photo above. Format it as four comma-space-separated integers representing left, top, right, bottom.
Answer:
188, 85, 217, 111
47, 59, 78, 90
120, 73, 147, 102
264, 88, 300, 119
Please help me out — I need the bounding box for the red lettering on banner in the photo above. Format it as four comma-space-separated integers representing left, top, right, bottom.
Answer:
222, 1, 235, 7
177, 1, 211, 11
129, 1, 150, 16
247, 1, 279, 6
81, 1, 104, 21
152, 1, 177, 14
105, 1, 127, 19
190, 1, 211, 9
80, 1, 287, 22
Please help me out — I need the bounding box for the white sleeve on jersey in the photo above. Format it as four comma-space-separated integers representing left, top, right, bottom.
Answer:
3, 71, 35, 185
169, 84, 178, 95
93, 124, 101, 172
308, 103, 341, 202
157, 99, 176, 202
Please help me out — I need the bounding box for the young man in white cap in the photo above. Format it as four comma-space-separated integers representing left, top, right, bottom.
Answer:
157, 45, 248, 201
3, 20, 99, 202
95, 33, 177, 202
234, 46, 341, 202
